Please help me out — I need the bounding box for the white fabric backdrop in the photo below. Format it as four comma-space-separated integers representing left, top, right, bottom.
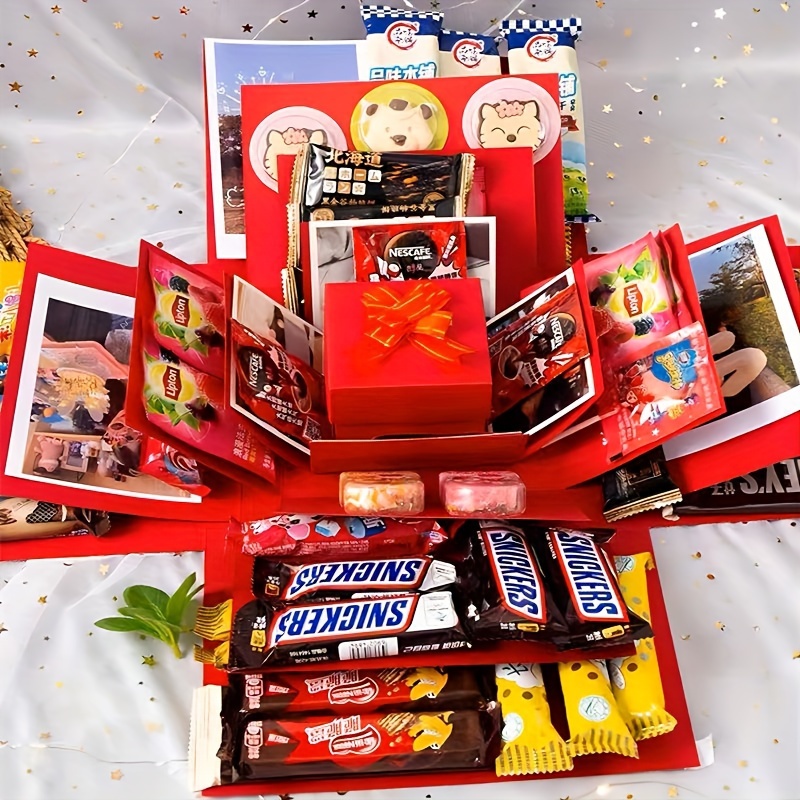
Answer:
2, 1, 800, 799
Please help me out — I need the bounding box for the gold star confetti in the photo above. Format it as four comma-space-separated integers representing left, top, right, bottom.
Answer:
707, 573, 716, 580
714, 76, 727, 88
613, 142, 622, 148
0, 623, 7, 634
719, 135, 728, 143
606, 172, 615, 179
113, 21, 123, 28
110, 770, 124, 781
46, 188, 56, 195
597, 58, 608, 69
180, 5, 190, 13
680, 634, 691, 640
39, 732, 52, 740
9, 82, 22, 92
714, 7, 727, 18
764, 158, 773, 165
136, 83, 146, 93
742, 43, 754, 55
780, 2, 790, 10
27, 48, 38, 57
153, 51, 164, 60
145, 721, 164, 732
98, 563, 110, 575
738, 760, 748, 767
55, 681, 63, 688
708, 200, 720, 209
602, 104, 612, 113
151, 15, 161, 20
142, 655, 157, 667
698, 159, 709, 167
792, 650, 800, 659
643, 136, 652, 144
51, 4, 62, 12
668, 788, 679, 799
146, 203, 159, 210
96, 232, 106, 240
623, 27, 633, 37
596, 0, 605, 6
771, 116, 779, 123
173, 181, 183, 188
715, 620, 726, 630
38, 596, 47, 604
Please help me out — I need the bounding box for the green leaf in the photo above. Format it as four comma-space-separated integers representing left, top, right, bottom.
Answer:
165, 572, 200, 627
186, 338, 209, 356
653, 299, 669, 312
598, 273, 616, 287
123, 585, 169, 615
94, 617, 155, 634
118, 608, 182, 643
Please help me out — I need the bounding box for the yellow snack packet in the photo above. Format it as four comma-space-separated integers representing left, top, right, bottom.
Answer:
609, 553, 678, 740
558, 659, 638, 759
0, 260, 25, 359
495, 663, 572, 775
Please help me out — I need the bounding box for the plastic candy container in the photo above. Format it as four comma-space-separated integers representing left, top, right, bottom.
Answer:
339, 471, 425, 516
439, 470, 526, 517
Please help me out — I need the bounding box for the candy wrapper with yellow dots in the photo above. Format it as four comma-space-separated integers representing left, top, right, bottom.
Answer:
494, 663, 572, 775
608, 553, 678, 740
558, 659, 638, 759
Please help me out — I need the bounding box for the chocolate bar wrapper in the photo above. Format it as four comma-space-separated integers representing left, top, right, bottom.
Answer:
233, 708, 499, 782
602, 449, 682, 522
252, 555, 458, 602
228, 593, 470, 670
531, 528, 652, 650
226, 666, 491, 719
237, 515, 448, 561
0, 497, 110, 541
285, 143, 474, 312
462, 522, 568, 642
674, 458, 800, 516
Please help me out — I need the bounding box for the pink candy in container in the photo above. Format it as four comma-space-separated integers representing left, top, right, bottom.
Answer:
439, 470, 526, 517
339, 471, 425, 516
585, 233, 681, 359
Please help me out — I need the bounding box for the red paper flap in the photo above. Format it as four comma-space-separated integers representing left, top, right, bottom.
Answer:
665, 216, 800, 493
0, 244, 239, 520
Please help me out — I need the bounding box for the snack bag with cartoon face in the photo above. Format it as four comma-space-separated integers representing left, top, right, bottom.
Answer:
478, 99, 545, 151
149, 261, 226, 378
361, 4, 443, 81
264, 127, 327, 184
439, 30, 501, 77
501, 17, 591, 220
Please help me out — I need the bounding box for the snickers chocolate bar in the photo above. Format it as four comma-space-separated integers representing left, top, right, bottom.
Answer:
532, 528, 652, 650
226, 666, 490, 718
228, 592, 470, 670
229, 708, 499, 782
465, 523, 567, 642
251, 555, 458, 602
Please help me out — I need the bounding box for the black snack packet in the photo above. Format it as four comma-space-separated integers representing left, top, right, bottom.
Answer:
251, 555, 458, 603
530, 527, 652, 651
674, 457, 800, 516
602, 449, 682, 522
459, 521, 568, 643
284, 143, 475, 313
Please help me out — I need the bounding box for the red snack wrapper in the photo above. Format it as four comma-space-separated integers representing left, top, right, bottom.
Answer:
238, 515, 448, 561
231, 319, 331, 450
138, 438, 209, 496
600, 322, 720, 455
148, 259, 225, 378
141, 344, 277, 483
353, 221, 468, 283
488, 285, 589, 418
226, 666, 490, 717
231, 708, 500, 781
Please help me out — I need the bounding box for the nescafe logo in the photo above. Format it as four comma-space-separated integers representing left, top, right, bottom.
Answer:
163, 364, 182, 400
384, 230, 438, 279
171, 295, 190, 326
623, 283, 644, 317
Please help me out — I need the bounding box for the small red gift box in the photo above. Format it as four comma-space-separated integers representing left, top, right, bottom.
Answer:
324, 279, 492, 437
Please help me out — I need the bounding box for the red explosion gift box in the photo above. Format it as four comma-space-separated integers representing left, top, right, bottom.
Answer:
324, 278, 491, 437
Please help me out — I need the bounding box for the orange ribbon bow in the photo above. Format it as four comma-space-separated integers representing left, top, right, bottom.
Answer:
361, 283, 474, 364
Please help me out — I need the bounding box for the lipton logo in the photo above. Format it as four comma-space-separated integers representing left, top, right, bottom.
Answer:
329, 677, 380, 705
623, 283, 643, 317
329, 724, 381, 756
163, 364, 182, 400
171, 295, 190, 326
551, 530, 627, 622
386, 20, 418, 50
482, 528, 545, 623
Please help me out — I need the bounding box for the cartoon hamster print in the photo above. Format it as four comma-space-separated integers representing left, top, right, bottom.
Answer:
362, 98, 436, 152
478, 100, 544, 150
263, 127, 327, 182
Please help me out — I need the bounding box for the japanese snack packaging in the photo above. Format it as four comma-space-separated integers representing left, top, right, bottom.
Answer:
501, 17, 590, 220
236, 515, 448, 561
148, 259, 225, 378
353, 220, 467, 282
438, 30, 501, 77
360, 4, 443, 81
0, 259, 23, 359
0, 497, 110, 541
602, 450, 682, 522
608, 553, 678, 740
494, 663, 572, 775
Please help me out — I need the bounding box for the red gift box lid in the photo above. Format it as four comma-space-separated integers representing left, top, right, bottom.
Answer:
324, 278, 491, 426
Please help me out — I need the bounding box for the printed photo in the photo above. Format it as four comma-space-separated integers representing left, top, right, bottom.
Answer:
663, 224, 800, 459
6, 276, 197, 502
204, 39, 361, 259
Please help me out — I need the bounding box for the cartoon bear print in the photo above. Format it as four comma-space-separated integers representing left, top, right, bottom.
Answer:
478, 100, 544, 150
362, 98, 436, 152
263, 127, 327, 182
